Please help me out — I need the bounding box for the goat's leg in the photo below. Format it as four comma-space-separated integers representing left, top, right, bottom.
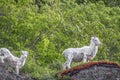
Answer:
63, 56, 72, 69
63, 60, 68, 70
0, 56, 5, 63
63, 59, 71, 69
87, 57, 91, 62
66, 58, 72, 69
16, 66, 19, 75
63, 64, 66, 69
83, 55, 87, 63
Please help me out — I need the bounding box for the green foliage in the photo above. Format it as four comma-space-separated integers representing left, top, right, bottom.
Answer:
0, 0, 120, 80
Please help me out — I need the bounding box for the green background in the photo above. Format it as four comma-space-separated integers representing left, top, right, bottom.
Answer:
0, 0, 120, 79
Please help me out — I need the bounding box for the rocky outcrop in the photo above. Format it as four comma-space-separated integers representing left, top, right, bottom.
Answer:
0, 63, 33, 80
57, 61, 120, 80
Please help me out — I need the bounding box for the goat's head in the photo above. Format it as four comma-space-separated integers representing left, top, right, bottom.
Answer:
0, 48, 11, 56
20, 51, 29, 59
91, 37, 101, 46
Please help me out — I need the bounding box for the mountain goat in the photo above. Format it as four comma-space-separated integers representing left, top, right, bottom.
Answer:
0, 48, 29, 74
62, 36, 101, 69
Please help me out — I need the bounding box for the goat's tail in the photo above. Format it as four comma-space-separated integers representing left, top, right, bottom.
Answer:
62, 50, 65, 56
0, 48, 4, 56
62, 50, 68, 59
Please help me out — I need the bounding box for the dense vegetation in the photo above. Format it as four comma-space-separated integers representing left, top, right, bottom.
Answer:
0, 0, 120, 80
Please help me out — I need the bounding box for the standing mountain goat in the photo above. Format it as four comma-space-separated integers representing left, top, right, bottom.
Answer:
62, 36, 101, 69
0, 48, 29, 74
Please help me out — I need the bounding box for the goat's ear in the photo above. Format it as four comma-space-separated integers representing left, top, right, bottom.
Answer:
26, 51, 29, 55
20, 51, 29, 55
20, 51, 24, 55
92, 34, 96, 37
91, 37, 94, 39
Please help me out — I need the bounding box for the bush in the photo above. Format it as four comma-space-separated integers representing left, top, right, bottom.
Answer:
0, 0, 120, 79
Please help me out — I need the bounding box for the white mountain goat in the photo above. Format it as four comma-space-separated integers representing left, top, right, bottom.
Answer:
0, 48, 29, 74
62, 36, 101, 69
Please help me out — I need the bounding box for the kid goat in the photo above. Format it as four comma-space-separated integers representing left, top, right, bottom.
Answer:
0, 48, 29, 74
62, 36, 101, 69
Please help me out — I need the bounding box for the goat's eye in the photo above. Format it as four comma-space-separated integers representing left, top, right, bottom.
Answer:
94, 39, 97, 41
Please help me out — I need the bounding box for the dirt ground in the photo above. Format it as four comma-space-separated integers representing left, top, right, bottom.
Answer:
58, 62, 120, 80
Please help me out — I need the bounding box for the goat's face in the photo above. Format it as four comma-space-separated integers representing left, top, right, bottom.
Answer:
0, 48, 10, 56
20, 51, 29, 59
91, 37, 101, 46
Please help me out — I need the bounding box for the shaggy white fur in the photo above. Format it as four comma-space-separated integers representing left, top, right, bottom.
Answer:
0, 48, 29, 74
62, 37, 101, 69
